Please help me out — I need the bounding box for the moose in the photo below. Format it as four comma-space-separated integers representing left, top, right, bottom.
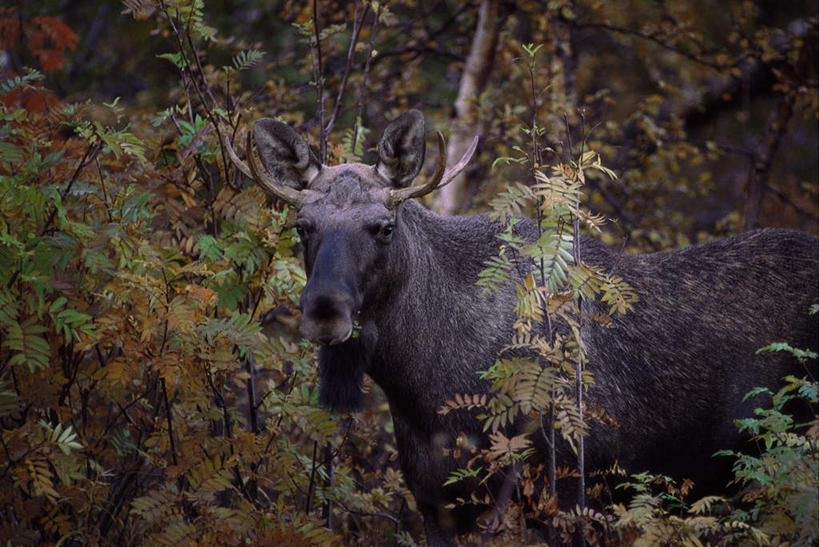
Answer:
224, 110, 819, 545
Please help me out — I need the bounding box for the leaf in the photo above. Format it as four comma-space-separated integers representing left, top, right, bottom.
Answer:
228, 49, 266, 72
488, 431, 532, 461
5, 318, 50, 371
0, 378, 17, 417
689, 495, 727, 515
443, 466, 483, 487
756, 342, 818, 363
0, 141, 23, 163
41, 420, 84, 455
600, 273, 639, 315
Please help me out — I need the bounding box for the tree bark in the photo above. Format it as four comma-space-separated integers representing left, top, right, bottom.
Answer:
435, 0, 500, 216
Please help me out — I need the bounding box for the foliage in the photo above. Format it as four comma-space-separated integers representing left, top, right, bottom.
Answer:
717, 372, 818, 545
0, 3, 413, 545
611, 372, 818, 546
0, 8, 79, 73
438, 44, 637, 542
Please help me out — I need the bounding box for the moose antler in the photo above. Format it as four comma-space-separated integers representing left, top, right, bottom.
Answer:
386, 132, 480, 208
222, 133, 306, 206
224, 127, 478, 208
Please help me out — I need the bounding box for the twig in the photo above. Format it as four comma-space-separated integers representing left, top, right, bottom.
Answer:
744, 36, 812, 229
370, 1, 474, 67
323, 442, 334, 527
324, 1, 370, 137
306, 440, 319, 514
567, 113, 586, 535
159, 1, 231, 219
245, 354, 259, 435
331, 498, 402, 524
745, 34, 813, 230
311, 0, 327, 163
768, 183, 819, 223
162, 378, 178, 466
352, 1, 383, 154
183, 31, 233, 188
574, 20, 727, 70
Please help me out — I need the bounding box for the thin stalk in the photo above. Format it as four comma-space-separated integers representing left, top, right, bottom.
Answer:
162, 378, 178, 466
322, 442, 334, 527
527, 51, 558, 514
352, 1, 383, 153
325, 1, 369, 137
311, 0, 327, 163
568, 114, 586, 544
306, 440, 318, 514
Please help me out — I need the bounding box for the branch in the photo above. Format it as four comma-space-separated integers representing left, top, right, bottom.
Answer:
352, 1, 383, 154
370, 1, 474, 67
372, 44, 466, 64
324, 2, 369, 137
311, 0, 327, 163
743, 36, 813, 229
574, 20, 728, 71
161, 378, 178, 466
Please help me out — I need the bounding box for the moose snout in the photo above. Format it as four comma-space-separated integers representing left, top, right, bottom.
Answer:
299, 290, 356, 345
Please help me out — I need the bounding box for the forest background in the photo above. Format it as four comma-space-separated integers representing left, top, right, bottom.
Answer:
0, 0, 816, 545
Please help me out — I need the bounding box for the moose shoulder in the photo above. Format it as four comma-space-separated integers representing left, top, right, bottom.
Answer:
224, 110, 819, 545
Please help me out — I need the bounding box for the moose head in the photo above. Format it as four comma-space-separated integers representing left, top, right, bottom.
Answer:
223, 110, 477, 346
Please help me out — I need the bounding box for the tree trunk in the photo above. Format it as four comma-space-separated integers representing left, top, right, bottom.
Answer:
435, 0, 500, 216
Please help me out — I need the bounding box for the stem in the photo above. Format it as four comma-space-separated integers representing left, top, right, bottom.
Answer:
322, 442, 334, 527
306, 440, 318, 514
571, 115, 587, 546
352, 1, 383, 154
325, 1, 369, 138
311, 0, 327, 163
162, 378, 178, 466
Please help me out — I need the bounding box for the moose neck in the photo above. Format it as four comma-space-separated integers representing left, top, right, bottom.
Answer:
362, 201, 519, 420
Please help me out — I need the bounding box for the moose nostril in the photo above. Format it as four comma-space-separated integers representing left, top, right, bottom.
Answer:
304, 294, 345, 320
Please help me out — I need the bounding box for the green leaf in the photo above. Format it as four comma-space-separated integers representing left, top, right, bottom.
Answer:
0, 141, 23, 164
49, 297, 68, 314
5, 319, 50, 371
157, 52, 184, 68
198, 235, 222, 262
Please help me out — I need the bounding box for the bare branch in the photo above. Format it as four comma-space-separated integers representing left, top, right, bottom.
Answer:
744, 36, 812, 229
574, 20, 728, 71
311, 0, 327, 163
325, 2, 369, 137
353, 1, 383, 155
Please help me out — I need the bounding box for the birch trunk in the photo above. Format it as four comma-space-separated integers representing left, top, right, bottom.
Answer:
435, 0, 500, 215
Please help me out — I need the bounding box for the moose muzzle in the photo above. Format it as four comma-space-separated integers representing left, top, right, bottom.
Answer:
299, 289, 357, 345
298, 229, 361, 346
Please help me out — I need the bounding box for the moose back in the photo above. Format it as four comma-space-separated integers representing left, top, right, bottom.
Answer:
225, 110, 819, 545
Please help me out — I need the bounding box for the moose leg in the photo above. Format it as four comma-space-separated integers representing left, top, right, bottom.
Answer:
419, 502, 455, 547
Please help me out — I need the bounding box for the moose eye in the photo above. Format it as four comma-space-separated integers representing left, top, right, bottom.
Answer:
368, 222, 395, 242
294, 223, 311, 240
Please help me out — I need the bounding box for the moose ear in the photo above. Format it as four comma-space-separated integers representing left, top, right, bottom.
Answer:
254, 118, 321, 189
375, 110, 426, 188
